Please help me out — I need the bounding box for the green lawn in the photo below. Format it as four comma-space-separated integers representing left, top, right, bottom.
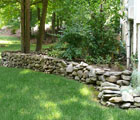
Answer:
0, 36, 140, 120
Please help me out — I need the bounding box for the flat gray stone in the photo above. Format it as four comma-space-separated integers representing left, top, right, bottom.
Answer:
106, 76, 120, 83
109, 97, 122, 103
122, 91, 134, 102
117, 80, 130, 86
101, 87, 120, 91
122, 70, 132, 75
121, 75, 131, 81
121, 103, 131, 109
103, 90, 121, 94
77, 70, 83, 78
134, 97, 140, 103
66, 64, 73, 73
101, 82, 119, 88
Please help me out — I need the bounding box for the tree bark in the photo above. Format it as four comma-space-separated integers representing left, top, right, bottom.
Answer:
52, 12, 56, 41
36, 0, 48, 51
21, 0, 30, 53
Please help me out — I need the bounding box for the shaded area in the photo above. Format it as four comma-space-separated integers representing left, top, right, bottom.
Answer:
0, 67, 140, 120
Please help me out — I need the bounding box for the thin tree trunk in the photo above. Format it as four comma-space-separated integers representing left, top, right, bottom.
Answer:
52, 12, 56, 42
57, 16, 60, 31
21, 0, 30, 53
37, 7, 41, 21
36, 0, 48, 51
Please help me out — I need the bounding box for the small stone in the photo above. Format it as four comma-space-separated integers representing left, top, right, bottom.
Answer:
134, 103, 140, 107
122, 91, 134, 102
106, 76, 120, 83
96, 69, 104, 74
88, 69, 96, 77
83, 70, 89, 78
121, 75, 131, 81
66, 64, 73, 73
104, 72, 110, 77
122, 70, 132, 75
101, 87, 120, 91
109, 72, 122, 76
117, 80, 130, 86
98, 92, 103, 99
106, 102, 116, 107
103, 90, 121, 94
77, 70, 83, 78
90, 77, 97, 82
75, 76, 80, 80
109, 97, 122, 103
80, 62, 88, 67
98, 75, 105, 81
121, 103, 131, 109
103, 94, 121, 98
101, 82, 119, 88
72, 71, 77, 76
134, 97, 140, 102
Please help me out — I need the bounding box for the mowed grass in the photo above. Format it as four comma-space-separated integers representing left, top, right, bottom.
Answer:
0, 67, 140, 120
1, 36, 140, 120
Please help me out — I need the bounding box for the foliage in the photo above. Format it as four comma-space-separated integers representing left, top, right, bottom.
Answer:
131, 69, 140, 88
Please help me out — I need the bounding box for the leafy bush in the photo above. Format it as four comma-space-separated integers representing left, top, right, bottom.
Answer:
131, 69, 140, 88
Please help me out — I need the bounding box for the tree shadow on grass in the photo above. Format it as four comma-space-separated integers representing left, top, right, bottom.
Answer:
0, 67, 140, 120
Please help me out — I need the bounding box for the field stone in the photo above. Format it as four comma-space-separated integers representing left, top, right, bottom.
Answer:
106, 76, 120, 83
96, 69, 105, 74
103, 90, 121, 94
103, 94, 121, 98
101, 87, 120, 91
75, 76, 80, 80
106, 102, 116, 107
122, 70, 132, 75
109, 97, 122, 103
77, 70, 83, 78
134, 97, 140, 103
121, 103, 131, 109
101, 82, 119, 88
66, 64, 73, 73
117, 80, 130, 86
121, 75, 131, 81
98, 75, 105, 81
122, 91, 134, 102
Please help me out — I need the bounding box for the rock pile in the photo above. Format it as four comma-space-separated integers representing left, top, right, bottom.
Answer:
1, 51, 135, 109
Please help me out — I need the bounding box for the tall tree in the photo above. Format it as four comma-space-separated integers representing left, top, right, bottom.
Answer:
21, 0, 30, 53
36, 0, 48, 51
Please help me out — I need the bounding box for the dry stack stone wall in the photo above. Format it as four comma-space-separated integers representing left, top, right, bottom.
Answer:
1, 51, 139, 109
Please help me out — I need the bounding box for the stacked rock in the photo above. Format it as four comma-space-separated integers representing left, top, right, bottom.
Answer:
1, 51, 136, 109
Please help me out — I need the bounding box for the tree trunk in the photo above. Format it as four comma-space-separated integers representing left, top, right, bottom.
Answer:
21, 0, 30, 53
57, 16, 60, 31
36, 0, 48, 51
37, 7, 41, 21
52, 12, 56, 42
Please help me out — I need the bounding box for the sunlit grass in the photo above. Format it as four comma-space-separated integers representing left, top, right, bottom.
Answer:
1, 36, 140, 119
0, 67, 140, 120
